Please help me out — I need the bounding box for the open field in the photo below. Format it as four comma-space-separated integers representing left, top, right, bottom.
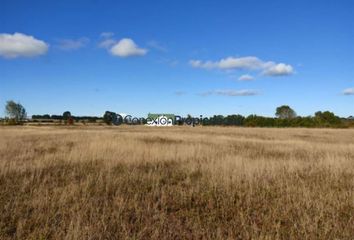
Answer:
0, 126, 353, 239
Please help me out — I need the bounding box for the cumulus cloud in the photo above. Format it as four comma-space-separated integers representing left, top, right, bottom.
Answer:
110, 38, 147, 57
199, 89, 259, 97
262, 63, 294, 76
238, 74, 254, 81
189, 56, 294, 77
56, 37, 89, 50
99, 35, 147, 57
0, 32, 48, 58
343, 88, 354, 95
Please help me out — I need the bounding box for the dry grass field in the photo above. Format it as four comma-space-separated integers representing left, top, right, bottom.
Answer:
0, 126, 353, 239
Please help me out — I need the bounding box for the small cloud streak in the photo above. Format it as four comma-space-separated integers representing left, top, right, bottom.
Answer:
343, 88, 354, 95
99, 32, 116, 48
56, 37, 89, 51
238, 74, 254, 81
215, 89, 259, 96
98, 39, 116, 49
100, 32, 114, 38
198, 89, 259, 97
147, 40, 167, 52
189, 56, 294, 77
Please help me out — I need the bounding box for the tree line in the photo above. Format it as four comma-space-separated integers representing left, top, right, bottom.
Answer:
202, 112, 346, 128
31, 113, 102, 122
2, 100, 353, 128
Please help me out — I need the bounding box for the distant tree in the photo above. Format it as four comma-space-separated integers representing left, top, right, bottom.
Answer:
208, 115, 224, 125
315, 111, 341, 126
244, 115, 257, 127
225, 114, 245, 126
275, 105, 297, 119
103, 111, 117, 125
5, 100, 27, 123
63, 111, 71, 120
51, 115, 63, 120
245, 115, 275, 127
62, 111, 73, 125
32, 114, 51, 119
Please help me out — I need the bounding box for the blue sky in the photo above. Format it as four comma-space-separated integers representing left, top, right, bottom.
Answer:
1, 0, 353, 118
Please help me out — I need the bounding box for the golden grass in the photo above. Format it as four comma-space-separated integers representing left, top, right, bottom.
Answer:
0, 126, 353, 239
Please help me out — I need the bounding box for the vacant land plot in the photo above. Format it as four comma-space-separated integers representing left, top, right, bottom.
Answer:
0, 126, 353, 239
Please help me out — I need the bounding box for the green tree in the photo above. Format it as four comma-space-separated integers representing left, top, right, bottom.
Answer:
224, 114, 245, 126
63, 111, 71, 120
103, 111, 117, 125
5, 100, 27, 123
314, 111, 341, 126
275, 105, 297, 119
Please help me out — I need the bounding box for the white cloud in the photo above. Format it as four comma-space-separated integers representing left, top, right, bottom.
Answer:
98, 36, 147, 57
238, 74, 254, 81
56, 37, 89, 50
215, 89, 259, 96
110, 38, 147, 57
218, 57, 266, 70
0, 32, 48, 58
98, 34, 147, 57
343, 88, 354, 95
262, 63, 294, 76
199, 89, 259, 97
190, 59, 218, 69
190, 56, 265, 70
189, 56, 294, 77
98, 38, 148, 57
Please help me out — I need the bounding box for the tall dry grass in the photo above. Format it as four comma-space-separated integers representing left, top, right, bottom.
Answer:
0, 126, 353, 239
